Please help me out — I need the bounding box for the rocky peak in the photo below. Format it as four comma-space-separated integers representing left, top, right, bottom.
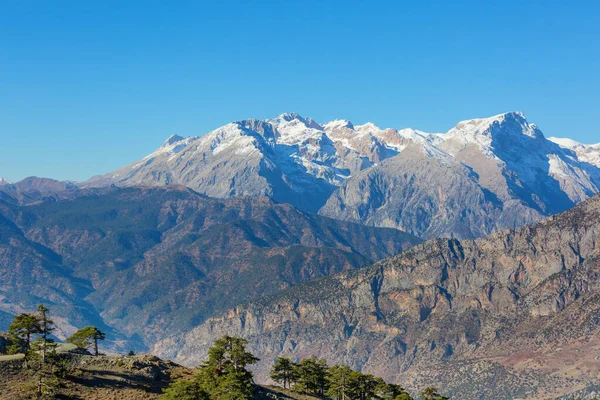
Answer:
440, 111, 546, 159
162, 134, 187, 147
236, 119, 278, 141
449, 111, 540, 140
270, 112, 322, 130
354, 122, 382, 134
323, 119, 355, 131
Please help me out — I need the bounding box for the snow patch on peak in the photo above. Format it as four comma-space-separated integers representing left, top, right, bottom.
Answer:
354, 122, 381, 133
396, 128, 432, 142
452, 111, 528, 136
206, 122, 270, 156
323, 119, 354, 130
420, 141, 454, 163
270, 113, 322, 131
271, 115, 324, 146
272, 112, 305, 123
0, 177, 11, 185
549, 137, 585, 149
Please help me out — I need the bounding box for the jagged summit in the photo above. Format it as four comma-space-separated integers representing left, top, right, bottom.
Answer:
437, 111, 548, 163
446, 111, 542, 142
323, 119, 355, 130
354, 122, 381, 132
162, 134, 186, 145
270, 112, 321, 129
276, 112, 303, 121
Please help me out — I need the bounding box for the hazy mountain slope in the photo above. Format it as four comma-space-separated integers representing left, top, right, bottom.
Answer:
0, 200, 106, 339
83, 112, 600, 239
0, 186, 419, 346
159, 193, 600, 399
0, 177, 81, 205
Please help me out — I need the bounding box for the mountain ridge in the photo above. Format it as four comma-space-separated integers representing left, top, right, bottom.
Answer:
81, 111, 600, 239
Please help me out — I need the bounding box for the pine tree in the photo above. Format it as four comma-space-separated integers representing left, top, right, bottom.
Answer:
211, 370, 255, 400
67, 326, 106, 355
270, 357, 298, 389
295, 356, 328, 395
326, 364, 354, 400
161, 379, 207, 400
163, 335, 259, 400
8, 313, 40, 352
376, 379, 413, 400
202, 336, 258, 374
349, 372, 379, 400
26, 353, 61, 398
421, 387, 449, 400
36, 304, 55, 363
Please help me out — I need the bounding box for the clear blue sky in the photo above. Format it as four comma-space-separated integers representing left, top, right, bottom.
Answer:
1, 0, 599, 182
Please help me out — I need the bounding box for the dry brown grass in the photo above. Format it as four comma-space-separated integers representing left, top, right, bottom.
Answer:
0, 354, 194, 400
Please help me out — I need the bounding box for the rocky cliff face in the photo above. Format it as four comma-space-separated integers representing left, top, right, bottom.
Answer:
0, 186, 419, 349
83, 112, 600, 239
319, 142, 545, 239
158, 193, 600, 399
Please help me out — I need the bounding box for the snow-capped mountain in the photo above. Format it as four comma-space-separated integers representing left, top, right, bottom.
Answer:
437, 112, 598, 210
0, 178, 10, 186
84, 112, 600, 238
321, 112, 600, 238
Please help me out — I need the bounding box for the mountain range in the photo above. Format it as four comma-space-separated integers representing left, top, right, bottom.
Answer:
2, 111, 600, 399
157, 191, 600, 400
83, 112, 600, 239
0, 185, 418, 348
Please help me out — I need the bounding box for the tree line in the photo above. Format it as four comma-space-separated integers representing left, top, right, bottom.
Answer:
270, 356, 447, 400
162, 335, 449, 400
